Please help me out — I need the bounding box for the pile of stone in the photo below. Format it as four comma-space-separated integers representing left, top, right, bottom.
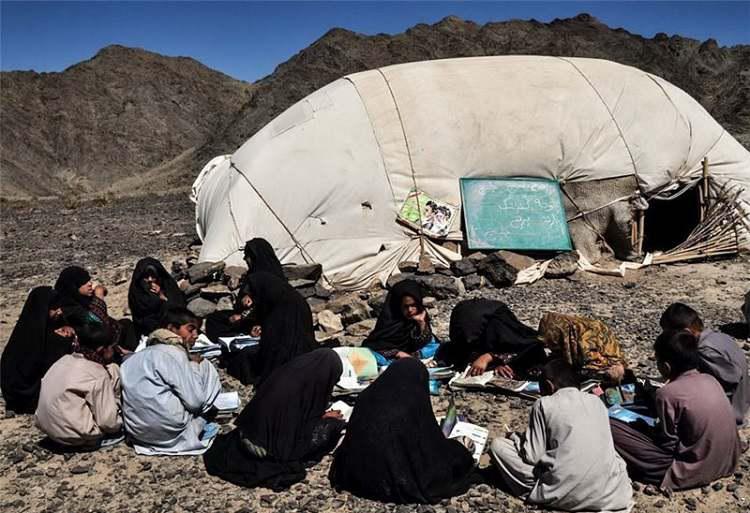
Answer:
171, 248, 578, 347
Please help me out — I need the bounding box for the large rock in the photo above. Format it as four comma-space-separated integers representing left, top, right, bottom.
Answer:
289, 278, 316, 289
345, 318, 376, 337
317, 309, 344, 335
216, 296, 235, 311
497, 250, 536, 272
386, 272, 415, 289
187, 261, 225, 284
187, 297, 217, 318
397, 261, 418, 273
414, 275, 463, 299
283, 263, 322, 282
367, 291, 387, 317
200, 283, 232, 300
545, 252, 579, 278
326, 294, 373, 325
476, 252, 517, 288
314, 281, 333, 300
223, 266, 246, 290
416, 255, 435, 275
178, 279, 203, 299
450, 258, 477, 276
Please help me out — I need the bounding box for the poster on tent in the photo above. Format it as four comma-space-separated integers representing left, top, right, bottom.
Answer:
397, 188, 457, 238
460, 177, 572, 251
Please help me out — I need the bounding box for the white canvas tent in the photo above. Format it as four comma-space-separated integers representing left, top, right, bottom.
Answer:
192, 55, 750, 289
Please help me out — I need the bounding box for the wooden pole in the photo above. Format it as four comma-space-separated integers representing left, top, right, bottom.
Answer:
637, 208, 645, 256
700, 157, 709, 221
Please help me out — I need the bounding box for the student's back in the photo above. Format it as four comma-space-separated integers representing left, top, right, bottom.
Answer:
656, 370, 740, 490
528, 387, 631, 511
697, 329, 749, 425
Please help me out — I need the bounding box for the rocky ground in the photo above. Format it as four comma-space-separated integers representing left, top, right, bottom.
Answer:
1, 194, 749, 513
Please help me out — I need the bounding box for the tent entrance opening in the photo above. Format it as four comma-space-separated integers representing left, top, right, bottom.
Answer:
642, 186, 702, 253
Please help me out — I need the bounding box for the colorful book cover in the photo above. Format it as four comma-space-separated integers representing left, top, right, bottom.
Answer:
397, 188, 457, 238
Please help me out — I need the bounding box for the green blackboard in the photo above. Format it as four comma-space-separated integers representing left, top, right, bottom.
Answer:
460, 177, 572, 251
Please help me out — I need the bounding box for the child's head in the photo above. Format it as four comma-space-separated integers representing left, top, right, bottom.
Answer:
659, 303, 703, 335
540, 358, 581, 396
654, 330, 699, 380
77, 324, 117, 364
162, 308, 200, 347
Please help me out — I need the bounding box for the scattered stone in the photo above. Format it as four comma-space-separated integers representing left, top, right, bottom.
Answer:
654, 499, 666, 508
422, 296, 437, 308
712, 482, 723, 491
199, 283, 232, 299
462, 274, 484, 291
283, 263, 322, 282
545, 252, 579, 279
215, 296, 234, 312
684, 497, 698, 510
171, 260, 187, 277
345, 319, 377, 338
318, 310, 344, 335
223, 266, 246, 290
417, 255, 435, 275
289, 278, 316, 289
415, 275, 463, 299
70, 465, 91, 475
367, 291, 387, 317
187, 297, 217, 317
727, 483, 739, 492
314, 281, 333, 299
398, 261, 419, 273
296, 285, 317, 299
187, 261, 225, 284
476, 252, 517, 288
8, 450, 25, 464
496, 250, 536, 272
643, 485, 659, 496
450, 258, 477, 277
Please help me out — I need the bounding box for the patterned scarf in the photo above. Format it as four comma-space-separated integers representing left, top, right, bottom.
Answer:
77, 346, 108, 366
146, 328, 190, 356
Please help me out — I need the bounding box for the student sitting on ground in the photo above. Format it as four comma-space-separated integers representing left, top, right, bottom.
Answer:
205, 282, 260, 343
35, 324, 122, 448
363, 280, 439, 366
242, 237, 285, 280
437, 299, 546, 377
222, 271, 315, 386
121, 308, 221, 455
204, 349, 344, 491
490, 359, 632, 512
539, 312, 627, 383
610, 330, 740, 491
1, 287, 77, 413
660, 302, 749, 425
128, 257, 186, 339
330, 358, 475, 504
55, 265, 137, 351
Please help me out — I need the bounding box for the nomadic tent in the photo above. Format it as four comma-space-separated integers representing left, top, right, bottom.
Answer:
192, 56, 750, 290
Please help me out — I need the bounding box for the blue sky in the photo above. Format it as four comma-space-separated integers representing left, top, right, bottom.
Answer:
1, 1, 748, 82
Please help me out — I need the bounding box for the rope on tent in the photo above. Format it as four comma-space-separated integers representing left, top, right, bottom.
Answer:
560, 185, 616, 255
557, 57, 643, 194
650, 182, 749, 264
566, 194, 634, 222
376, 68, 426, 257
229, 160, 322, 272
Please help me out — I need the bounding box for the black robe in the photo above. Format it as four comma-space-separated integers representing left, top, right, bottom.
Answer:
1, 287, 74, 413
437, 299, 545, 372
329, 358, 475, 504
228, 272, 316, 385
204, 349, 343, 490
363, 279, 435, 356
54, 266, 95, 328
128, 257, 186, 337
243, 238, 285, 279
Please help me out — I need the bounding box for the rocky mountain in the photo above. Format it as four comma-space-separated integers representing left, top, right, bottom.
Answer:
199, 14, 750, 163
1, 45, 252, 198
2, 14, 748, 199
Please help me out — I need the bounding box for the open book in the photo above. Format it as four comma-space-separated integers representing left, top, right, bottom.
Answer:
436, 414, 489, 464
328, 400, 354, 422
190, 334, 222, 358
608, 405, 656, 427
218, 335, 260, 352
213, 391, 241, 414
449, 366, 540, 398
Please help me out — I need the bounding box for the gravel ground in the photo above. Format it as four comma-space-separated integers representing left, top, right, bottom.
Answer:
1, 196, 749, 513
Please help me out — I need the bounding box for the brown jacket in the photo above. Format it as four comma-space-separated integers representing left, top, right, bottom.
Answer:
35, 354, 122, 446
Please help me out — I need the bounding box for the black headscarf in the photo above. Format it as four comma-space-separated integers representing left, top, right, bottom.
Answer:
128, 257, 186, 337
1, 287, 74, 413
204, 349, 343, 490
437, 299, 542, 368
329, 358, 475, 504
244, 271, 316, 385
244, 238, 285, 280
363, 279, 433, 354
54, 266, 95, 327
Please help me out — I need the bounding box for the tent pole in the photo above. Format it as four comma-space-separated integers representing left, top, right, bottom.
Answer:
700, 157, 710, 221
637, 209, 645, 256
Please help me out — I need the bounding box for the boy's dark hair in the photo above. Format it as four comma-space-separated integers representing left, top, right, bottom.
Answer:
161, 307, 200, 329
660, 303, 703, 332
541, 358, 581, 390
654, 330, 699, 375
77, 324, 114, 350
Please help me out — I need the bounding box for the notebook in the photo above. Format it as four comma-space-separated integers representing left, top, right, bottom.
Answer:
218, 335, 260, 352
213, 391, 240, 413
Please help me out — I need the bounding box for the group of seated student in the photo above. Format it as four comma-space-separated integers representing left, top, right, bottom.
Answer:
2, 249, 748, 509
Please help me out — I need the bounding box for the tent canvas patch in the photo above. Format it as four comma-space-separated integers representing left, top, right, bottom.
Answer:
460, 177, 572, 251
397, 188, 457, 238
